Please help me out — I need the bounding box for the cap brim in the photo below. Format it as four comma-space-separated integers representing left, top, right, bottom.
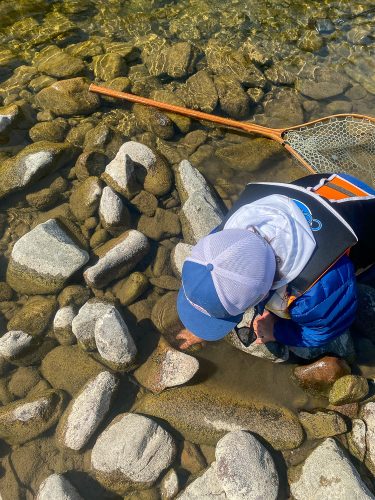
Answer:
177, 288, 242, 341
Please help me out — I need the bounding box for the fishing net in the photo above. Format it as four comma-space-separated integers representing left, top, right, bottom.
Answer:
284, 116, 375, 186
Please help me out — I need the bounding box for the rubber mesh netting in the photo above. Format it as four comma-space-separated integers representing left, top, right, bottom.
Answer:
284, 116, 375, 186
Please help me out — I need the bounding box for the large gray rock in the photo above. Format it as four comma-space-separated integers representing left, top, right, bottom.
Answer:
94, 308, 137, 370
91, 413, 176, 495
216, 431, 279, 500
6, 219, 89, 295
84, 230, 149, 288
175, 160, 224, 244
179, 462, 226, 499
36, 474, 83, 500
290, 438, 374, 500
0, 141, 75, 199
72, 299, 114, 350
56, 371, 118, 451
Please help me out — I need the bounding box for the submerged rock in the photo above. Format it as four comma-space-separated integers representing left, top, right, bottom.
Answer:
72, 299, 114, 350
56, 371, 118, 451
290, 438, 373, 499
181, 70, 218, 113
92, 53, 127, 81
36, 77, 100, 116
7, 296, 56, 336
112, 271, 149, 306
293, 356, 351, 396
299, 410, 347, 439
95, 307, 137, 370
69, 176, 103, 222
134, 337, 199, 393
216, 431, 278, 500
35, 47, 85, 78
84, 230, 150, 288
0, 141, 75, 199
36, 474, 83, 500
135, 385, 303, 450
0, 103, 19, 133
329, 375, 369, 405
53, 305, 76, 345
138, 208, 181, 241
99, 186, 130, 235
0, 389, 66, 445
40, 345, 104, 396
7, 219, 89, 295
214, 74, 250, 119
91, 413, 176, 494
226, 327, 289, 363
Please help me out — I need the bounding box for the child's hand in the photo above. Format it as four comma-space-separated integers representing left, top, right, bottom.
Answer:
253, 311, 276, 344
176, 329, 204, 350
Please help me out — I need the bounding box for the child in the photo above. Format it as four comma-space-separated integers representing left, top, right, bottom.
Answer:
176, 173, 375, 351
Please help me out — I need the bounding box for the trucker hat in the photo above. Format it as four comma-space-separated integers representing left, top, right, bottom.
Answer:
177, 228, 276, 340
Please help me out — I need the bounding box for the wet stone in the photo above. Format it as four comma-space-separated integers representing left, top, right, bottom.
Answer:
99, 186, 130, 236
348, 418, 367, 462
0, 389, 66, 445
293, 356, 351, 396
84, 230, 150, 289
216, 430, 279, 500
0, 282, 13, 301
290, 438, 373, 500
0, 103, 19, 133
92, 53, 127, 81
7, 219, 89, 295
91, 413, 177, 495
179, 462, 226, 499
214, 74, 250, 119
150, 275, 180, 291
165, 41, 198, 78
138, 208, 181, 241
360, 403, 375, 473
0, 140, 75, 199
8, 367, 41, 399
181, 441, 207, 474
131, 190, 158, 216
112, 272, 149, 306
36, 77, 100, 116
94, 307, 137, 371
7, 296, 56, 336
75, 150, 109, 181
151, 89, 191, 133
134, 103, 175, 141
36, 474, 83, 500
72, 299, 114, 350
179, 70, 218, 113
297, 79, 347, 100
29, 120, 68, 143
0, 331, 35, 361
298, 410, 347, 439
56, 371, 118, 451
134, 337, 199, 393
53, 305, 77, 346
226, 329, 289, 363
329, 375, 369, 405
34, 46, 85, 78
70, 176, 103, 222
40, 345, 104, 397
58, 285, 90, 308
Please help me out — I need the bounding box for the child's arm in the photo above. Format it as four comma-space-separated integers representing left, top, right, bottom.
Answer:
273, 255, 358, 347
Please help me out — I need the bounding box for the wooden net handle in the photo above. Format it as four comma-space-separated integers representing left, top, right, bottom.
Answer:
89, 83, 284, 142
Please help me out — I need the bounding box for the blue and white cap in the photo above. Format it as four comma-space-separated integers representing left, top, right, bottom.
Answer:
177, 228, 276, 340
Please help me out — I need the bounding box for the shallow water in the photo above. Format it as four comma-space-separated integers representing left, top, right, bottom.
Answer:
1, 0, 375, 498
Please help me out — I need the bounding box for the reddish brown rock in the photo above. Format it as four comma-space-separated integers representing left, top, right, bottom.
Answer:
181, 441, 207, 474
293, 356, 351, 396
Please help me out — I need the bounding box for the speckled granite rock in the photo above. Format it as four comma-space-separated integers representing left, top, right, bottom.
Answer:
7, 219, 89, 295
360, 402, 375, 474
0, 331, 35, 361
72, 299, 114, 350
178, 462, 226, 499
99, 186, 130, 235
170, 242, 193, 278
348, 418, 367, 462
69, 176, 103, 222
298, 410, 347, 439
91, 413, 176, 495
84, 230, 149, 288
53, 305, 77, 345
161, 468, 179, 500
329, 375, 369, 405
56, 371, 118, 451
36, 474, 83, 500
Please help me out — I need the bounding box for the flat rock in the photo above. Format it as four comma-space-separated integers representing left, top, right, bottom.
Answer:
53, 305, 76, 345
216, 430, 278, 499
36, 77, 100, 116
299, 410, 347, 439
99, 186, 130, 235
35, 47, 85, 78
134, 337, 199, 393
69, 176, 102, 222
40, 345, 104, 396
180, 70, 218, 113
0, 389, 66, 445
135, 385, 303, 450
170, 242, 193, 278
84, 230, 149, 288
293, 356, 351, 396
297, 80, 347, 100
94, 308, 137, 370
290, 438, 374, 499
92, 53, 127, 81
138, 208, 181, 241
329, 375, 369, 405
91, 413, 176, 495
72, 299, 114, 350
8, 296, 57, 336
56, 371, 118, 451
36, 473, 83, 500
0, 331, 34, 361
0, 141, 75, 199
7, 219, 89, 295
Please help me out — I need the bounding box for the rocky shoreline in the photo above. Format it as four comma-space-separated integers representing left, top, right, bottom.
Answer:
1, 0, 375, 498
